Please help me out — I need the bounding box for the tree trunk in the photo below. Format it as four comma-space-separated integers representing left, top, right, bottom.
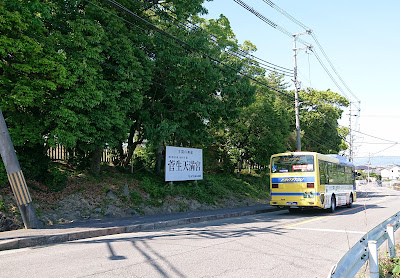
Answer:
123, 122, 143, 167
116, 140, 125, 166
237, 160, 242, 177
154, 141, 164, 176
90, 146, 102, 176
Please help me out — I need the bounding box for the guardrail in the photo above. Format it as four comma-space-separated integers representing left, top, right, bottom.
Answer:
329, 211, 400, 278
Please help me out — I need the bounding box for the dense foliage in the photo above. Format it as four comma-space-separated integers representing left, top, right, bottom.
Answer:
0, 0, 349, 188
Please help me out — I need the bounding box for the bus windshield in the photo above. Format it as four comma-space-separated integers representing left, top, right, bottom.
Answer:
271, 155, 314, 173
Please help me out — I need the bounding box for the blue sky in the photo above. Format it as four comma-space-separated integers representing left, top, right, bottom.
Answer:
202, 0, 400, 161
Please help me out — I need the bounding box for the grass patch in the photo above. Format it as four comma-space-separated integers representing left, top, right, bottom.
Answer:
0, 201, 6, 213
1, 165, 270, 223
379, 245, 400, 278
130, 191, 143, 206
129, 170, 270, 206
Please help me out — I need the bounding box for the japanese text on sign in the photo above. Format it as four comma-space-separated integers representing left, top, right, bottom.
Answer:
165, 146, 203, 182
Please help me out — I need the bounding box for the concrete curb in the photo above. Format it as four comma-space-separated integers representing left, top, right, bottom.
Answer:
0, 207, 276, 251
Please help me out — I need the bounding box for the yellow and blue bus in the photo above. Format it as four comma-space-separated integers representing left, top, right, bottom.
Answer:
270, 152, 356, 212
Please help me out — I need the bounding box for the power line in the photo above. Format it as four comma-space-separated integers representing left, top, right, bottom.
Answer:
311, 33, 360, 105
261, 0, 310, 30
97, 0, 296, 100
354, 142, 400, 145
232, 0, 352, 152
93, 0, 348, 152
260, 0, 360, 107
141, 0, 294, 76
225, 49, 293, 77
42, 13, 238, 118
300, 110, 350, 151
233, 0, 311, 47
238, 0, 359, 154
87, 0, 348, 153
237, 48, 293, 73
371, 143, 399, 156
353, 155, 400, 159
310, 48, 352, 101
344, 127, 400, 156
349, 129, 399, 144
303, 120, 349, 149
302, 133, 333, 150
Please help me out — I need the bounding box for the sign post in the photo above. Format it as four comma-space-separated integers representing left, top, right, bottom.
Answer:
0, 108, 39, 229
165, 146, 203, 182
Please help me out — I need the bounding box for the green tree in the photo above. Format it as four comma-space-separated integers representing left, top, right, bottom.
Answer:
299, 88, 349, 153
225, 72, 291, 170
124, 11, 255, 174
46, 0, 152, 175
0, 0, 66, 181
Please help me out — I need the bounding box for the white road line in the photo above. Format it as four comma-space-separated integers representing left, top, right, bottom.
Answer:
284, 227, 365, 234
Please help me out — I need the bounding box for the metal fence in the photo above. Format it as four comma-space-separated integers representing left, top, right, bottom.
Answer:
329, 211, 400, 278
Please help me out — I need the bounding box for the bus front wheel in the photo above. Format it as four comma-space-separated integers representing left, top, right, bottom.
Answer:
330, 196, 336, 213
347, 194, 353, 208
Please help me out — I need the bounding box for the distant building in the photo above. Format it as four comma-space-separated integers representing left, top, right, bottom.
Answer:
356, 165, 381, 175
355, 165, 370, 171
381, 166, 400, 180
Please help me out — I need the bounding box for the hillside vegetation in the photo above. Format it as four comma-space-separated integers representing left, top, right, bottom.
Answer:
1, 1, 349, 229
0, 165, 269, 229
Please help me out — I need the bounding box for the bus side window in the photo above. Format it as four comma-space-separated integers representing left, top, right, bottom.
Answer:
337, 165, 345, 184
319, 160, 328, 184
328, 163, 336, 184
345, 166, 353, 184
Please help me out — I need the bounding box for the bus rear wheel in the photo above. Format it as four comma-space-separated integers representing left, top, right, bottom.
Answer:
330, 196, 336, 213
347, 194, 353, 208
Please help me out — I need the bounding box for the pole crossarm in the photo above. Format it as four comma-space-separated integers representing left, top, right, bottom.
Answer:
293, 30, 312, 37
294, 45, 313, 51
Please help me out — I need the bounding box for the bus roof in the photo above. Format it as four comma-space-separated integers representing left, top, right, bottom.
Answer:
324, 154, 355, 168
271, 152, 354, 168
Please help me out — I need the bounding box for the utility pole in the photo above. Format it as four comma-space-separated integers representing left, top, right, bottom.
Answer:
348, 101, 360, 162
293, 31, 311, 151
0, 108, 39, 229
349, 102, 353, 162
367, 153, 371, 184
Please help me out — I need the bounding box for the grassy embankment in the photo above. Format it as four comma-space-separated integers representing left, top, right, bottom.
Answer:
84, 167, 271, 209
0, 166, 271, 220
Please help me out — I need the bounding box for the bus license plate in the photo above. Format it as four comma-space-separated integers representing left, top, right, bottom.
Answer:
287, 202, 298, 205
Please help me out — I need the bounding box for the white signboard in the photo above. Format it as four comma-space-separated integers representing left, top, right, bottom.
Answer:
165, 146, 203, 182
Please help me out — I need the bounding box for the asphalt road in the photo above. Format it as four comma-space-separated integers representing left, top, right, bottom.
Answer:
1, 184, 399, 278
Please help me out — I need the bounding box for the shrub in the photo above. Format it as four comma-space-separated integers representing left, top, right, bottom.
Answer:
43, 167, 67, 192
0, 161, 7, 188
130, 191, 143, 206
392, 258, 400, 277
141, 177, 167, 199
379, 253, 400, 278
0, 201, 6, 212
